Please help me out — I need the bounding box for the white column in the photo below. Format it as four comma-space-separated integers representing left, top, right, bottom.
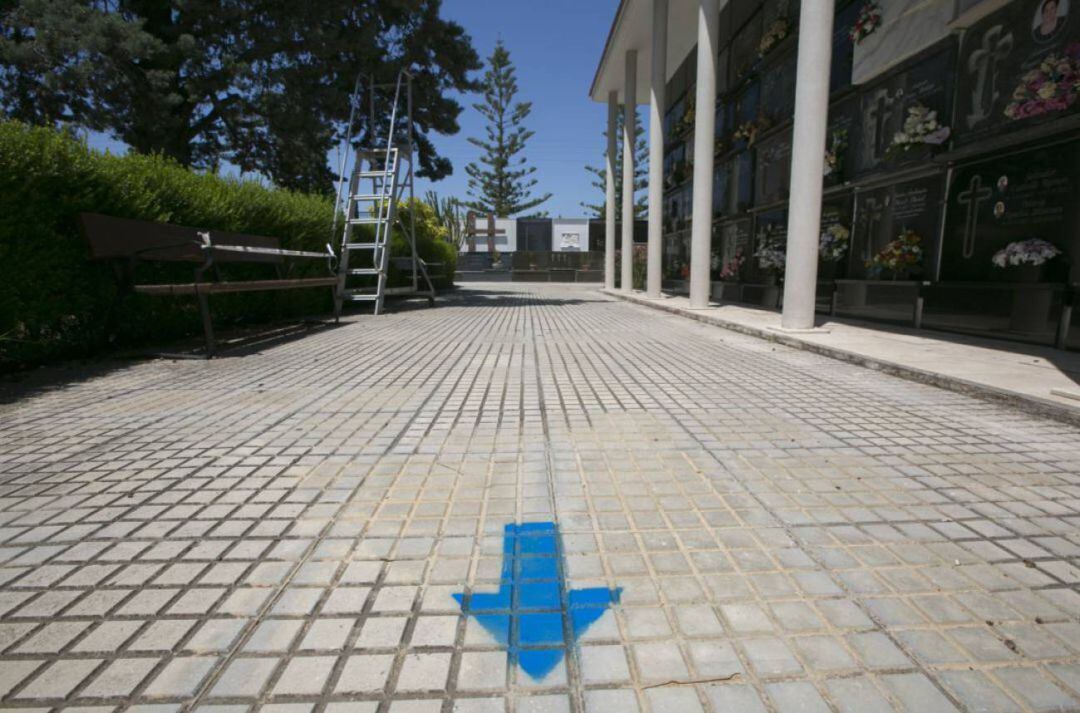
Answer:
647, 0, 668, 298
781, 0, 836, 328
688, 0, 719, 309
621, 50, 638, 292
605, 91, 618, 291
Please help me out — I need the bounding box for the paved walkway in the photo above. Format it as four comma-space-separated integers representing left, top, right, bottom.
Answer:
605, 290, 1080, 422
2, 282, 1080, 713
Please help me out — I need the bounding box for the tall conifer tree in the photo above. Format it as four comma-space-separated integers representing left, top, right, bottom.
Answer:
464, 41, 550, 217
580, 109, 647, 219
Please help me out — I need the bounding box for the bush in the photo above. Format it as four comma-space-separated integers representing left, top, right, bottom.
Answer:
0, 121, 453, 370
391, 199, 457, 288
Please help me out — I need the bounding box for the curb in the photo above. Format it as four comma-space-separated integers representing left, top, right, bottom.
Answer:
604, 289, 1080, 428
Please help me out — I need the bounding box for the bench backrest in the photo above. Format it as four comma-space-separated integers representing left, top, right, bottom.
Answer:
79, 213, 283, 263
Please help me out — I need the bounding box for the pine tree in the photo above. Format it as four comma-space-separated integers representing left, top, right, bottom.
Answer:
464, 41, 551, 217
0, 0, 481, 193
580, 109, 648, 219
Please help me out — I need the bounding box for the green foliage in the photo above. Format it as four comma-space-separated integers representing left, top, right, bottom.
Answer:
389, 199, 457, 288
464, 41, 551, 217
0, 120, 449, 370
0, 0, 481, 192
424, 190, 466, 251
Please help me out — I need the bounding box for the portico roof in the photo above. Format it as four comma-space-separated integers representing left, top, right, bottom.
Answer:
589, 0, 712, 104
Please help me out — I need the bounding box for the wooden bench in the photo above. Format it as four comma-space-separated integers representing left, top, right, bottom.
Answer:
79, 213, 337, 354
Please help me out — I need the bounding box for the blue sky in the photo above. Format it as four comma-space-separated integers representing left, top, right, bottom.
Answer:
416, 0, 624, 218
88, 0, 625, 218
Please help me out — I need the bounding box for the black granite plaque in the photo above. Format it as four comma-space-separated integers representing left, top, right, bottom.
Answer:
732, 11, 764, 81
714, 160, 733, 217
850, 174, 944, 278
819, 193, 855, 278
733, 151, 755, 213
955, 0, 1079, 145
762, 0, 799, 27
761, 49, 797, 125
825, 93, 860, 187
853, 43, 957, 176
754, 128, 793, 206
750, 209, 788, 281
719, 216, 753, 278
940, 140, 1079, 281
831, 1, 860, 93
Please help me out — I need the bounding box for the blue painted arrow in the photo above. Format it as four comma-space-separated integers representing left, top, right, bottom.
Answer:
452, 521, 621, 680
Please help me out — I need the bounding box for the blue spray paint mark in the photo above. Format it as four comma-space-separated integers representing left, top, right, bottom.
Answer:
452, 521, 621, 680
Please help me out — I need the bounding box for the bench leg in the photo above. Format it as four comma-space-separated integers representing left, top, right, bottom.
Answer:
197, 292, 216, 356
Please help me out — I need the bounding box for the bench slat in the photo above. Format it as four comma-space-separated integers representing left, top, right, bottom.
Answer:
134, 277, 338, 296
209, 244, 333, 260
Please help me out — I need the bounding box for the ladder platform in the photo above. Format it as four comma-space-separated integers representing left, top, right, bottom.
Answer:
354, 170, 395, 179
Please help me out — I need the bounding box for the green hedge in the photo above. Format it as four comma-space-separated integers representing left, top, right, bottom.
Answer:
0, 121, 455, 370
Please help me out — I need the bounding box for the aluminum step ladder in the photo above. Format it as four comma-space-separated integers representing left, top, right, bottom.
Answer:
332, 70, 436, 319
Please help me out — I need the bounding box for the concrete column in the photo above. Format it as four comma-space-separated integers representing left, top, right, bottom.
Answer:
781, 0, 836, 328
605, 91, 618, 291
646, 0, 668, 298
621, 50, 638, 292
688, 0, 719, 308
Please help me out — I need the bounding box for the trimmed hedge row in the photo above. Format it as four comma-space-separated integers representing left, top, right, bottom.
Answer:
0, 121, 454, 370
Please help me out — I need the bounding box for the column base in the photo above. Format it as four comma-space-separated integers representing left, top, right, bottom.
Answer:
768, 326, 831, 335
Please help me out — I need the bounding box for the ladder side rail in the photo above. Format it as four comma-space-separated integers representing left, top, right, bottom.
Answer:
406, 73, 419, 292
331, 73, 363, 251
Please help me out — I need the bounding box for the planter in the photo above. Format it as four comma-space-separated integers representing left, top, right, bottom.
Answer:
818, 261, 841, 282
761, 273, 781, 307
845, 281, 868, 307
1008, 264, 1052, 333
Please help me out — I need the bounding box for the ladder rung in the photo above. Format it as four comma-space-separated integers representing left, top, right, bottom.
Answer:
352, 193, 391, 201
348, 218, 383, 225
354, 170, 394, 178
344, 242, 380, 249
343, 293, 379, 302
347, 268, 381, 276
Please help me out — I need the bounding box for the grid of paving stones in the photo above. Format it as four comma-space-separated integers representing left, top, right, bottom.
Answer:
2, 283, 1080, 713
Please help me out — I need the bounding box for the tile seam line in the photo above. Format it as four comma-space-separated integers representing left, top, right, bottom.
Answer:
579, 305, 969, 709
184, 312, 491, 711
604, 289, 1080, 429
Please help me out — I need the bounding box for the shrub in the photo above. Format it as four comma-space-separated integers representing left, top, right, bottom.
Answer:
390, 199, 458, 288
0, 121, 451, 370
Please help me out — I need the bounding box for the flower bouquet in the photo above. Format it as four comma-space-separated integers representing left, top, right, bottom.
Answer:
733, 116, 770, 147
823, 129, 848, 178
818, 224, 851, 263
676, 96, 696, 136
866, 229, 922, 278
754, 225, 787, 277
758, 18, 791, 58
719, 250, 746, 281
1004, 43, 1080, 121
849, 1, 882, 44
992, 239, 1062, 283
885, 103, 951, 159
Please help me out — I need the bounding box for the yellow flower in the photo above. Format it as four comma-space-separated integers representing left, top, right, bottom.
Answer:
1037, 81, 1058, 99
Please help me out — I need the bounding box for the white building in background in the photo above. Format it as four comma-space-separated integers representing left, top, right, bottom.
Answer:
552, 218, 591, 252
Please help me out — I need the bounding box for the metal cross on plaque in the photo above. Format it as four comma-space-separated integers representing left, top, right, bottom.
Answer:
464, 211, 506, 253
965, 25, 1014, 129
860, 196, 886, 262
957, 174, 992, 258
